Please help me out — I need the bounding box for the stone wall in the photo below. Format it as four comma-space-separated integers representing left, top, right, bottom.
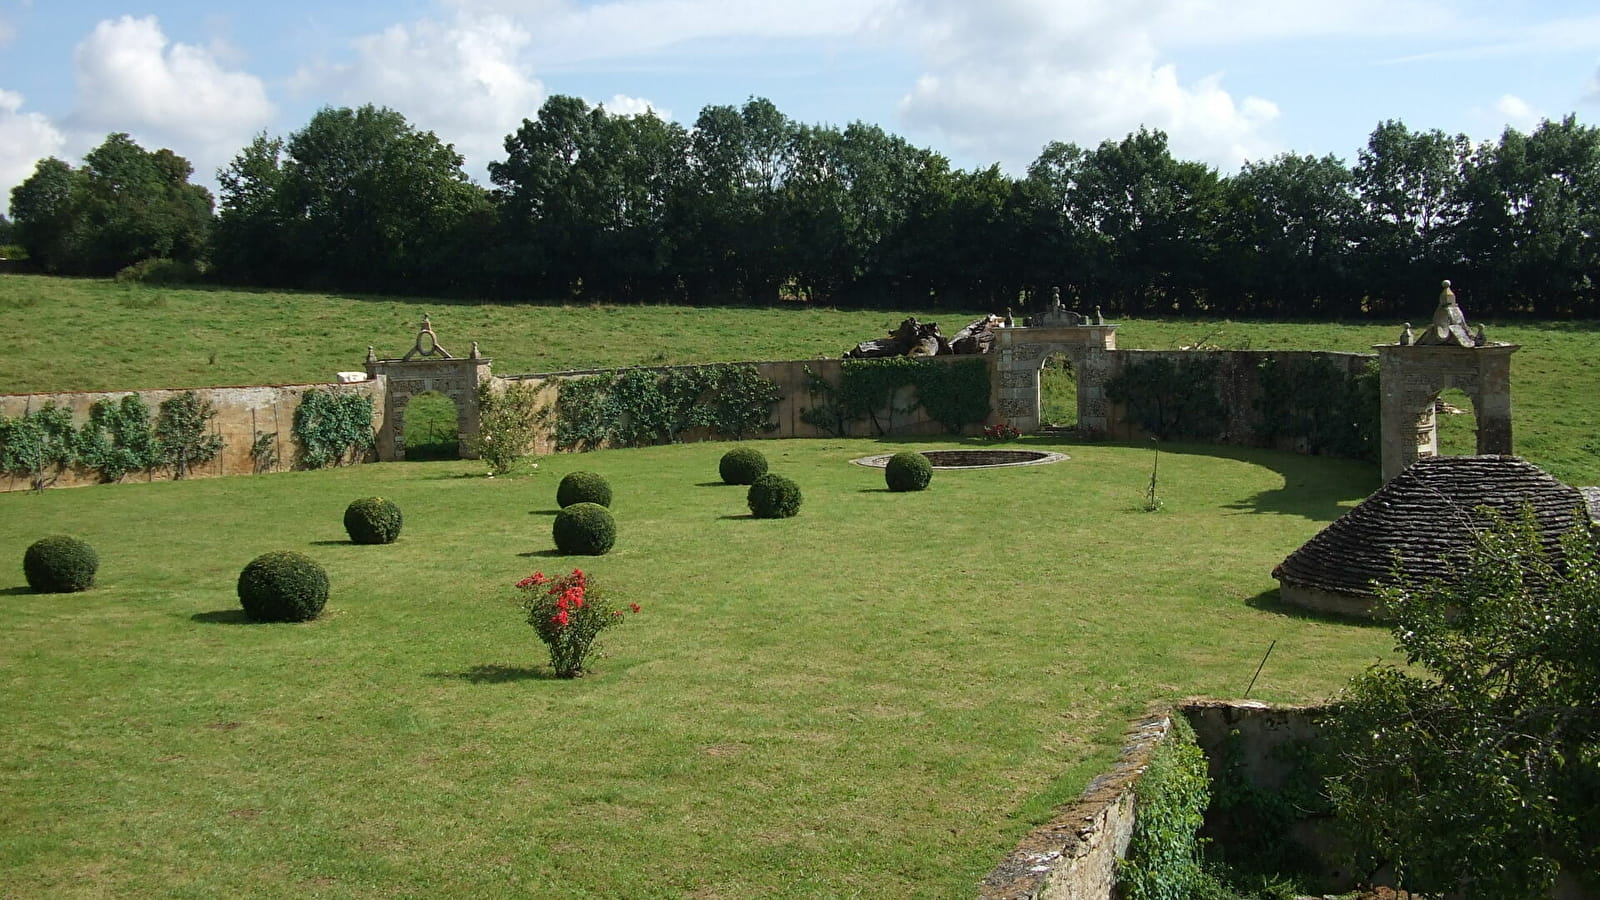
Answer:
0, 380, 383, 492
978, 710, 1171, 900
498, 355, 973, 454
1098, 349, 1374, 452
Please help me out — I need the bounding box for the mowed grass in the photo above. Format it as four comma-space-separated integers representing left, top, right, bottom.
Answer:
1, 438, 1396, 898
5, 275, 1595, 483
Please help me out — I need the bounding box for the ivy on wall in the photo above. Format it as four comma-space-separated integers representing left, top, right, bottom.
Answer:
293, 387, 375, 468
552, 364, 781, 451
1116, 715, 1222, 900
1256, 357, 1379, 462
1105, 356, 1228, 441
800, 357, 991, 436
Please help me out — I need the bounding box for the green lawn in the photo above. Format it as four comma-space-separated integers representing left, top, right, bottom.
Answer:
1, 438, 1395, 898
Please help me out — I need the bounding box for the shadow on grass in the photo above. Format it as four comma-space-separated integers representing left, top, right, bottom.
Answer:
0, 585, 37, 595
517, 549, 565, 558
1243, 588, 1385, 628
308, 540, 352, 546
857, 488, 894, 493
1136, 440, 1381, 523
696, 481, 740, 487
529, 509, 560, 516
191, 609, 255, 625
428, 664, 555, 683
717, 514, 756, 520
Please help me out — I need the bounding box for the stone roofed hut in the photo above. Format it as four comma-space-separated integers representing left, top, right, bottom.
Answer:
1273, 455, 1597, 618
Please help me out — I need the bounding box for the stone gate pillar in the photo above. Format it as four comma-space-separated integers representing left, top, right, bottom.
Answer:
364, 316, 493, 461
1376, 282, 1517, 481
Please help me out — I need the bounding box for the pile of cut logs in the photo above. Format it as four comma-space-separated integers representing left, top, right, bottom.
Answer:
844, 315, 1005, 359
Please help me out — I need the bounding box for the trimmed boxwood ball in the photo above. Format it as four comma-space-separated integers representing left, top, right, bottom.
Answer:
553, 502, 616, 555
23, 535, 98, 593
237, 551, 329, 622
747, 473, 802, 519
885, 451, 934, 492
557, 471, 612, 508
719, 447, 769, 485
344, 496, 403, 544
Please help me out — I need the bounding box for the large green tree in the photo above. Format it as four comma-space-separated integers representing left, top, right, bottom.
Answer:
8, 135, 211, 275
1327, 510, 1600, 896
215, 106, 491, 293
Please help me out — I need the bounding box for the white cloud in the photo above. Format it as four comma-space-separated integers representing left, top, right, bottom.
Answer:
890, 0, 1282, 171
70, 16, 274, 176
0, 89, 67, 216
0, 15, 14, 48
292, 13, 544, 177
599, 94, 669, 119
1491, 94, 1542, 133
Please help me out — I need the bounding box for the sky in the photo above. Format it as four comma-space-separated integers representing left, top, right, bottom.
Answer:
3, 0, 1600, 215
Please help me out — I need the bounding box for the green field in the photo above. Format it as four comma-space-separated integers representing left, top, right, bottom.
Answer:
2, 275, 1597, 897
5, 274, 1595, 483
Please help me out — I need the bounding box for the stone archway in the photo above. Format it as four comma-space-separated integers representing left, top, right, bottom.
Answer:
1375, 282, 1518, 480
365, 317, 494, 461
990, 323, 1119, 434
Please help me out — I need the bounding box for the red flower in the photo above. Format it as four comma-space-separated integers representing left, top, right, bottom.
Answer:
553, 610, 569, 627
630, 603, 641, 613
556, 595, 569, 611
516, 575, 538, 589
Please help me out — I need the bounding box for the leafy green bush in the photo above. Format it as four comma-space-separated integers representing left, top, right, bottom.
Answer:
0, 402, 77, 491
114, 257, 204, 285
557, 471, 612, 508
77, 394, 156, 483
1117, 714, 1226, 900
552, 502, 616, 555
884, 451, 933, 492
294, 387, 375, 468
155, 391, 223, 479
23, 535, 98, 593
470, 381, 541, 474
237, 551, 329, 622
553, 363, 780, 450
719, 447, 768, 485
343, 496, 403, 545
747, 473, 802, 519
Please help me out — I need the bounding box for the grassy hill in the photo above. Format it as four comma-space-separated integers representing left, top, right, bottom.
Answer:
4, 274, 1596, 483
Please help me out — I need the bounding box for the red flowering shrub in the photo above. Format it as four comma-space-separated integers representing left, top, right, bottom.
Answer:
515, 568, 639, 678
981, 422, 1021, 441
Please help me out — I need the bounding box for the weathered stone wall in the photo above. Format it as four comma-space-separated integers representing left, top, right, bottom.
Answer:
979, 711, 1171, 900
1098, 349, 1374, 452
498, 355, 974, 453
0, 380, 383, 492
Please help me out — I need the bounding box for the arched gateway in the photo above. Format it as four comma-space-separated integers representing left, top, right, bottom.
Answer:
365, 317, 493, 461
989, 306, 1119, 435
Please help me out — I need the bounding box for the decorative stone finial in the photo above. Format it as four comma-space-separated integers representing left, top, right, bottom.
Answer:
1400, 323, 1414, 346
1474, 323, 1486, 345
470, 340, 481, 360
366, 345, 377, 364
1051, 286, 1063, 309
1413, 278, 1476, 347
402, 314, 455, 361
1093, 306, 1104, 325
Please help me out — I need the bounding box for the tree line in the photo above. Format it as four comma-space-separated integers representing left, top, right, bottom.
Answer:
9, 97, 1600, 318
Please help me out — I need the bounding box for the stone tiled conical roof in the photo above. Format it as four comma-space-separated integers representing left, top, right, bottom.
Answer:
1274, 456, 1590, 599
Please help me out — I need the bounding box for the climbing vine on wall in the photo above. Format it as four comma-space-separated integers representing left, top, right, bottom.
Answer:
0, 402, 78, 491
799, 357, 990, 436
552, 364, 781, 451
1116, 715, 1224, 900
1256, 357, 1379, 462
155, 391, 225, 479
1105, 356, 1227, 441
78, 394, 156, 483
293, 387, 375, 468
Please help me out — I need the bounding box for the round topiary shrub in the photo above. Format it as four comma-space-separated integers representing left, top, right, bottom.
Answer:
344, 496, 403, 544
885, 451, 934, 492
237, 551, 329, 623
23, 535, 98, 593
557, 471, 612, 508
719, 447, 769, 485
747, 473, 802, 519
553, 502, 616, 555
